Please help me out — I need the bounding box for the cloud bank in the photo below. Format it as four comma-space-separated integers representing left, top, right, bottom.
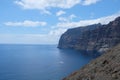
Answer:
56, 12, 120, 28
15, 0, 101, 14
4, 20, 47, 27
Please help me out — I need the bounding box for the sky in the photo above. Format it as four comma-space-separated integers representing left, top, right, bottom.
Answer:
0, 0, 120, 44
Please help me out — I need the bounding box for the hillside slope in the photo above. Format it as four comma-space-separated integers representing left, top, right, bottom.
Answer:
63, 43, 120, 80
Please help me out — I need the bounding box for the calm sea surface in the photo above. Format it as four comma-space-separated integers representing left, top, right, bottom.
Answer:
0, 44, 96, 80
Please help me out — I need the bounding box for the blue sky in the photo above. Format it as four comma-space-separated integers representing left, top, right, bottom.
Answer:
0, 0, 120, 44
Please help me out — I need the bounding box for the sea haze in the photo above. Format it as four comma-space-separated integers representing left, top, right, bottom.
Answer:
0, 44, 96, 80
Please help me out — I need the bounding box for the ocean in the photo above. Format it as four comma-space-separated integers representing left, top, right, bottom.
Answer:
0, 44, 96, 80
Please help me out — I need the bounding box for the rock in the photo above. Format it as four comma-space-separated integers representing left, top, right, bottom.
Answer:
63, 43, 120, 80
58, 23, 102, 49
58, 16, 120, 54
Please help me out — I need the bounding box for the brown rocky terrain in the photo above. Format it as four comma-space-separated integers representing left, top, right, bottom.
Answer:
63, 43, 120, 80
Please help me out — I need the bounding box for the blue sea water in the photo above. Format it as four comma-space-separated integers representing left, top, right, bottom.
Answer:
0, 44, 96, 80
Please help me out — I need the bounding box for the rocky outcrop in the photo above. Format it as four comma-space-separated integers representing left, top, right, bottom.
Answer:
58, 17, 120, 54
63, 43, 120, 80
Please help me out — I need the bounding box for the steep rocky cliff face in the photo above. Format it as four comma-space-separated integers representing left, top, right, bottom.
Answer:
58, 23, 102, 49
63, 43, 120, 80
58, 17, 120, 54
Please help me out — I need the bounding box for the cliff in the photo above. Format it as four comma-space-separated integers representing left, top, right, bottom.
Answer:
58, 17, 120, 54
58, 23, 102, 49
63, 43, 120, 80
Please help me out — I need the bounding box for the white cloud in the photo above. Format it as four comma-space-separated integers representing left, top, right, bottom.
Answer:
15, 0, 101, 14
56, 12, 120, 28
15, 0, 80, 14
4, 20, 47, 27
56, 10, 66, 16
81, 0, 101, 6
69, 14, 77, 20
58, 14, 76, 22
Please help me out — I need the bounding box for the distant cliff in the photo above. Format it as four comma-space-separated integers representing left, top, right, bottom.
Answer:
63, 43, 120, 80
58, 23, 102, 49
58, 17, 120, 54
